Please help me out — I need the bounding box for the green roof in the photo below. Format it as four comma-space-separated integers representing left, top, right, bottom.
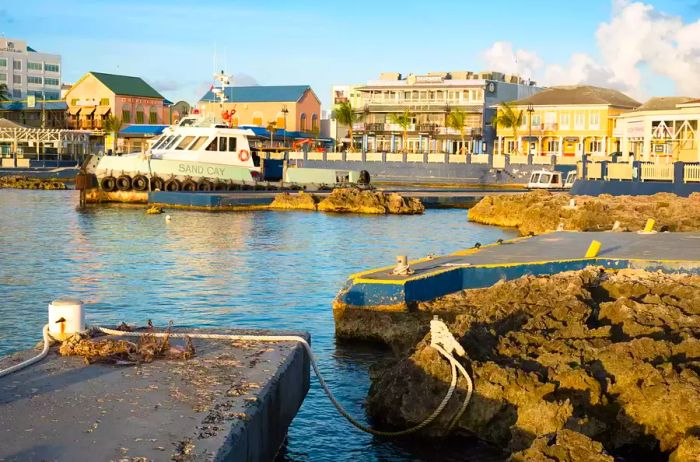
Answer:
90, 72, 163, 99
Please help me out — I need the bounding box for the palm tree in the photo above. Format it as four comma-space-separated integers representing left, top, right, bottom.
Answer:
389, 110, 414, 153
103, 115, 122, 153
446, 109, 469, 154
491, 101, 524, 154
266, 120, 277, 146
0, 83, 10, 102
331, 101, 363, 152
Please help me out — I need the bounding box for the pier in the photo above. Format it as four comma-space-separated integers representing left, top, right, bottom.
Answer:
336, 231, 700, 310
0, 328, 309, 461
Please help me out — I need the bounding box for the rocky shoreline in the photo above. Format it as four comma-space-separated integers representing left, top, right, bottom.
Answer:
354, 267, 700, 461
468, 191, 700, 235
270, 188, 425, 215
0, 175, 67, 190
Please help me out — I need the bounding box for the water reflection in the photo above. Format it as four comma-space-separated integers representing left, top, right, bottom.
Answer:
0, 189, 515, 461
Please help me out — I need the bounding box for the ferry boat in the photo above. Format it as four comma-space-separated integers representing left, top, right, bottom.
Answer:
80, 72, 368, 192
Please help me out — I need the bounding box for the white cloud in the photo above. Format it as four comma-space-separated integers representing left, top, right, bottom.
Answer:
481, 0, 700, 99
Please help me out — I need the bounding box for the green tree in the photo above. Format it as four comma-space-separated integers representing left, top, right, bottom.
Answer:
103, 115, 123, 152
446, 109, 469, 154
331, 101, 363, 152
389, 110, 414, 153
491, 101, 524, 153
0, 83, 10, 102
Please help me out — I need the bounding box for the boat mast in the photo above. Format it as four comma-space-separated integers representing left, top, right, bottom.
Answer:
212, 70, 231, 123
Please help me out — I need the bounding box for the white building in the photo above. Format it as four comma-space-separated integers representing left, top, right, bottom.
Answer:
0, 37, 62, 100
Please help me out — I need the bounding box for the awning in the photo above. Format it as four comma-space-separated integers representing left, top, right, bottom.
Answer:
68, 107, 81, 116
95, 106, 111, 116
81, 106, 96, 116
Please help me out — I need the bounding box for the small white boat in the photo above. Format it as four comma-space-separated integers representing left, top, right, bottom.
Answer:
527, 169, 575, 190
82, 72, 367, 192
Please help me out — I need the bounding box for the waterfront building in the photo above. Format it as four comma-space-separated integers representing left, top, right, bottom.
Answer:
0, 37, 61, 100
329, 84, 362, 143
614, 97, 700, 162
341, 71, 540, 154
64, 72, 168, 131
198, 85, 321, 133
169, 100, 192, 124
495, 85, 640, 158
0, 100, 67, 129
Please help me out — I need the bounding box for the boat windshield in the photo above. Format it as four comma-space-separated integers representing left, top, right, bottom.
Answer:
189, 136, 210, 151
530, 173, 541, 183
151, 135, 169, 150
540, 173, 552, 184
175, 136, 196, 150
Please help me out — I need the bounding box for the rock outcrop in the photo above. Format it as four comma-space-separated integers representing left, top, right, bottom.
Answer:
270, 188, 424, 215
0, 175, 67, 190
468, 191, 700, 235
364, 268, 700, 460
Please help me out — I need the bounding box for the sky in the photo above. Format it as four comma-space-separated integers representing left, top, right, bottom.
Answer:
2, 0, 700, 109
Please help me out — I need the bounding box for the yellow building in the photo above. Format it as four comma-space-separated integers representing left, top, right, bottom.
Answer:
495, 85, 640, 159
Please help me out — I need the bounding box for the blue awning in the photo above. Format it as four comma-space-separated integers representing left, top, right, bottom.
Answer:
119, 124, 168, 136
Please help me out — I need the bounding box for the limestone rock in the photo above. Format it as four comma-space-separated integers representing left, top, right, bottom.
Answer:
468, 191, 700, 235
508, 430, 614, 462
269, 191, 318, 211
317, 188, 424, 214
363, 268, 700, 458
669, 436, 700, 462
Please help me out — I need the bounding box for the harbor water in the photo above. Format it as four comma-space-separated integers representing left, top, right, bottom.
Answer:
0, 189, 516, 461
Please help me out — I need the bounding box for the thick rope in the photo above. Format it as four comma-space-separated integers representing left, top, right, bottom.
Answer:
0, 324, 50, 379
96, 326, 469, 436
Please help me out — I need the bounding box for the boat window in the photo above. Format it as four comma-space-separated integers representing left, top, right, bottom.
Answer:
540, 173, 552, 184
205, 138, 218, 151
219, 137, 227, 151
530, 173, 541, 183
163, 135, 182, 150
228, 137, 237, 152
150, 135, 165, 149
189, 136, 209, 151
153, 136, 172, 150
552, 174, 560, 183
175, 136, 195, 150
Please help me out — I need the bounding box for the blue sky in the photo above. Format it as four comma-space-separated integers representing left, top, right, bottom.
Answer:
2, 0, 699, 108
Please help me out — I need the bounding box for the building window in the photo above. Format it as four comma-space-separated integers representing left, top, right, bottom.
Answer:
574, 112, 585, 129
252, 111, 263, 126
135, 105, 144, 124
27, 76, 42, 85
506, 140, 516, 153
122, 110, 131, 123
547, 140, 560, 152
276, 112, 285, 128
44, 92, 59, 100
99, 98, 109, 106
44, 78, 59, 86
311, 113, 318, 131
149, 109, 158, 124
560, 113, 570, 129
300, 113, 307, 131
590, 140, 602, 152
27, 61, 42, 71
532, 114, 541, 127
13, 74, 21, 84
0, 73, 6, 82
44, 63, 59, 73
12, 89, 21, 98
589, 112, 600, 128
13, 60, 21, 71
0, 58, 7, 68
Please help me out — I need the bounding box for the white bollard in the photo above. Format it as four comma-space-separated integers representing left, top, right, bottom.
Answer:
48, 299, 85, 340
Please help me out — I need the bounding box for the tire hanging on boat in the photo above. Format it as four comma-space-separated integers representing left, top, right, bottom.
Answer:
132, 175, 149, 192
116, 175, 132, 191
197, 179, 213, 191
164, 178, 181, 192
150, 176, 165, 191
213, 181, 228, 191
182, 179, 198, 192
100, 176, 117, 192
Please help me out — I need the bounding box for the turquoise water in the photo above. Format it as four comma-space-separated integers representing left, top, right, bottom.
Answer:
0, 189, 515, 461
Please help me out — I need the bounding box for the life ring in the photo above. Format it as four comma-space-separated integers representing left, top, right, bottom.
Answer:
238, 150, 250, 162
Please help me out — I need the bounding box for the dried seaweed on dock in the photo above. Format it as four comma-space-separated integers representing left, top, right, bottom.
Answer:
58, 322, 195, 365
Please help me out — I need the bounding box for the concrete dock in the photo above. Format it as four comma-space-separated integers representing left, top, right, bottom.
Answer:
0, 328, 309, 462
336, 232, 700, 310
146, 188, 524, 211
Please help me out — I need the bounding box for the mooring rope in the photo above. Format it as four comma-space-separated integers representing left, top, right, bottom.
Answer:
96, 324, 472, 436
0, 324, 50, 379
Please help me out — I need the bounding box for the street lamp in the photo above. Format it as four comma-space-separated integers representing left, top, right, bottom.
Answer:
281, 104, 289, 147
526, 103, 534, 155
